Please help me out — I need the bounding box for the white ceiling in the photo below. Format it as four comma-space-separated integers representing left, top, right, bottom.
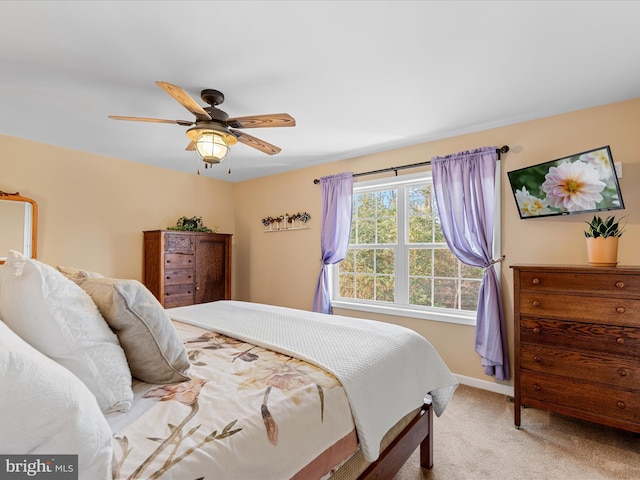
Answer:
2, 1, 640, 182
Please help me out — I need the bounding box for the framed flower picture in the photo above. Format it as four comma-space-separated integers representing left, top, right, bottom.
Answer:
507, 145, 624, 219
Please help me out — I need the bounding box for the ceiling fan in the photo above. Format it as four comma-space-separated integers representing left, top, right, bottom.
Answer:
109, 81, 295, 170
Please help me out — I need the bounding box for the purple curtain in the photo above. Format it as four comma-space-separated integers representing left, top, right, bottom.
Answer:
312, 172, 354, 314
431, 147, 509, 381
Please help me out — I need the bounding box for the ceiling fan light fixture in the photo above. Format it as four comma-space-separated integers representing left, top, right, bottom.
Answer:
195, 131, 230, 164
186, 123, 238, 165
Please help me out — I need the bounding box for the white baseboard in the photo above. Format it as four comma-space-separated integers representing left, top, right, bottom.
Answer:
454, 373, 514, 397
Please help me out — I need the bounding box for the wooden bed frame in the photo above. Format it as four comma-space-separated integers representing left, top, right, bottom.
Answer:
359, 402, 433, 479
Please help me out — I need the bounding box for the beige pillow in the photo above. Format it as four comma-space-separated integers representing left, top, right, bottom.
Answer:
77, 277, 191, 384
57, 265, 105, 282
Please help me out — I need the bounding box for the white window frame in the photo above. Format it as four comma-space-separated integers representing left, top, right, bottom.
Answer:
331, 170, 501, 326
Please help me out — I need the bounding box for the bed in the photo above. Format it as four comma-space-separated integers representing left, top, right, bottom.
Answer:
0, 250, 458, 480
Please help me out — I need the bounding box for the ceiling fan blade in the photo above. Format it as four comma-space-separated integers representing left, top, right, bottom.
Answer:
108, 115, 194, 126
185, 141, 195, 151
155, 81, 212, 121
231, 129, 281, 155
227, 113, 295, 129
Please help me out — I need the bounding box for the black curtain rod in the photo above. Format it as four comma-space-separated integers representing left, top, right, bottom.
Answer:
313, 145, 510, 184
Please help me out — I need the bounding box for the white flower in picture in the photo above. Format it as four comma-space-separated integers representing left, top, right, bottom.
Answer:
581, 149, 613, 180
515, 186, 551, 217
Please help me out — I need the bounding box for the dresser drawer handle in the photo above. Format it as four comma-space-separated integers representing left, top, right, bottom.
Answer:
617, 401, 626, 409
533, 356, 542, 363
617, 368, 627, 377
166, 260, 171, 264
616, 307, 626, 314
532, 278, 540, 285
616, 281, 625, 289
532, 327, 541, 334
532, 301, 541, 307
533, 384, 541, 392
617, 337, 625, 345
166, 276, 171, 280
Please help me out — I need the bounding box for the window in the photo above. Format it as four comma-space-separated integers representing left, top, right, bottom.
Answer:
332, 172, 491, 326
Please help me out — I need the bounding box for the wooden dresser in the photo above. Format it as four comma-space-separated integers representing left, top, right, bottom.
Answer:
512, 264, 640, 433
143, 230, 232, 308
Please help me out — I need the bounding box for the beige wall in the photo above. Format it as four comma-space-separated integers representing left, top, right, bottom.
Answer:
1, 135, 236, 281
233, 98, 640, 388
2, 98, 639, 390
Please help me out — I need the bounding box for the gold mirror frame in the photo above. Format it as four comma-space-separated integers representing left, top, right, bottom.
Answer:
0, 191, 38, 264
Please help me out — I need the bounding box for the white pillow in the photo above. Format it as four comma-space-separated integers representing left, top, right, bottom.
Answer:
0, 250, 133, 413
0, 319, 113, 480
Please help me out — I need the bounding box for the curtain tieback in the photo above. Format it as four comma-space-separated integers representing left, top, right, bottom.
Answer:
486, 255, 505, 269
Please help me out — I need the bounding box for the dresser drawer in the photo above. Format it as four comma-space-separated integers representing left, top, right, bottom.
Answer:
521, 371, 640, 424
165, 234, 195, 254
519, 271, 640, 297
164, 268, 194, 286
519, 291, 640, 327
520, 318, 640, 359
164, 294, 195, 309
163, 284, 194, 308
520, 343, 640, 389
165, 253, 195, 268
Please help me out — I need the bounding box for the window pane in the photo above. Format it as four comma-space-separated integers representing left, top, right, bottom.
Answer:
376, 190, 397, 215
341, 249, 355, 272
349, 220, 357, 245
408, 185, 434, 243
375, 189, 397, 243
461, 262, 484, 279
434, 249, 457, 277
355, 274, 374, 300
409, 248, 432, 276
408, 215, 433, 243
355, 249, 374, 273
357, 219, 376, 244
356, 192, 375, 217
432, 201, 446, 243
461, 280, 481, 310
433, 221, 446, 243
376, 249, 395, 274
408, 185, 433, 214
434, 278, 458, 309
409, 277, 432, 306
377, 216, 397, 243
376, 275, 395, 302
338, 273, 355, 298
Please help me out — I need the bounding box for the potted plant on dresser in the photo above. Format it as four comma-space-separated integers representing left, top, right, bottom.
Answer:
584, 214, 625, 266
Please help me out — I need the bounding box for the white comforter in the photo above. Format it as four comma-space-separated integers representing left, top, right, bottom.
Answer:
167, 300, 458, 461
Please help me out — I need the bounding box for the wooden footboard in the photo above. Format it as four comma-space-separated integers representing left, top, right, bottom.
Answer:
358, 402, 433, 479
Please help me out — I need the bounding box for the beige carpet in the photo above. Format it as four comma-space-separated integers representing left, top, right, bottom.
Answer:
394, 384, 640, 480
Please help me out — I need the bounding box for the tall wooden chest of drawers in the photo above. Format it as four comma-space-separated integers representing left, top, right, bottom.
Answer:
143, 230, 232, 308
512, 265, 640, 433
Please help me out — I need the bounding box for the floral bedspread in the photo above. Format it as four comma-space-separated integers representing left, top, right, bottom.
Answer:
107, 321, 357, 480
